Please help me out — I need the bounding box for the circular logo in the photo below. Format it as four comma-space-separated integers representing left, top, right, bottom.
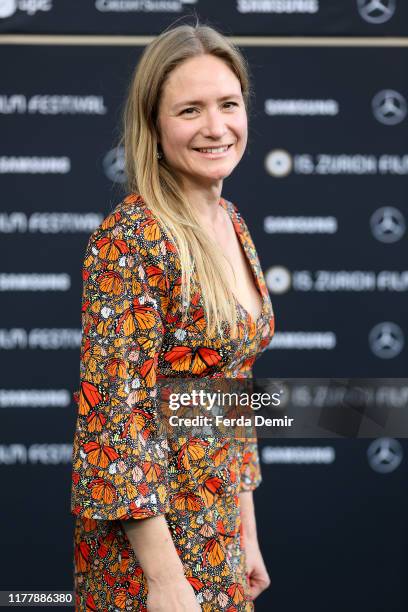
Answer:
0, 0, 17, 18
357, 0, 396, 24
276, 382, 290, 409
265, 266, 291, 294
367, 438, 403, 473
370, 206, 406, 243
372, 90, 407, 126
103, 147, 126, 184
265, 150, 292, 178
369, 322, 404, 359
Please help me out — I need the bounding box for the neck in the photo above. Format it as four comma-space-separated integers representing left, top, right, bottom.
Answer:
178, 175, 224, 226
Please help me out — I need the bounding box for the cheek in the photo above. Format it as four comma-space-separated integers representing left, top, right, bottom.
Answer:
241, 118, 249, 139
162, 122, 193, 155
234, 114, 248, 144
240, 126, 248, 148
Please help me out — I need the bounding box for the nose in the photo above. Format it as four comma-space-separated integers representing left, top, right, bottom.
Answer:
201, 108, 228, 140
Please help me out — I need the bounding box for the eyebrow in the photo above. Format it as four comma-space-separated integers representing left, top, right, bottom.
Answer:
171, 94, 241, 111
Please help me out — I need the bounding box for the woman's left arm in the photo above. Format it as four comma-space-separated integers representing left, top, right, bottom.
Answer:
239, 490, 271, 601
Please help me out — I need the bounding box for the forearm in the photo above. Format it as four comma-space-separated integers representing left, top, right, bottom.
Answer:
120, 515, 185, 583
239, 492, 271, 600
239, 490, 258, 543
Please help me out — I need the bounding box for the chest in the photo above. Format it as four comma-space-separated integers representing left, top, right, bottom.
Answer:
157, 206, 274, 376
213, 214, 263, 322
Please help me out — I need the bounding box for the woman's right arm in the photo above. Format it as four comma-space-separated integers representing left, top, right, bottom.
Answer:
120, 516, 201, 610
71, 219, 200, 610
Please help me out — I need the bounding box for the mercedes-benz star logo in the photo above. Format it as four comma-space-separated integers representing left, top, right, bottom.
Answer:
357, 0, 396, 24
367, 438, 403, 473
103, 147, 126, 184
369, 322, 404, 359
370, 206, 406, 243
372, 90, 407, 125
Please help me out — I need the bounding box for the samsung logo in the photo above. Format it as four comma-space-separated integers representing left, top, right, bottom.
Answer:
265, 99, 338, 116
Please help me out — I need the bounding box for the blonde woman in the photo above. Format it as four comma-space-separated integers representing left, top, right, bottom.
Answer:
71, 22, 275, 611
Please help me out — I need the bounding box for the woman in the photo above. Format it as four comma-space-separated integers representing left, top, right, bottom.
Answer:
71, 22, 275, 611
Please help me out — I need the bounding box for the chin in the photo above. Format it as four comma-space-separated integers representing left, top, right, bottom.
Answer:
213, 167, 235, 180
199, 172, 231, 183
201, 164, 236, 181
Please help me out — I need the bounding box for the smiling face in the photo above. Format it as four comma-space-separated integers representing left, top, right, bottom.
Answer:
156, 54, 248, 189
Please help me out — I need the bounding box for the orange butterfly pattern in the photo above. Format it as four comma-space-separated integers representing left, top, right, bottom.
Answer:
71, 192, 275, 611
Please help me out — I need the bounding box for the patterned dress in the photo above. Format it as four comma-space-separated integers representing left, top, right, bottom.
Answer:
70, 193, 275, 611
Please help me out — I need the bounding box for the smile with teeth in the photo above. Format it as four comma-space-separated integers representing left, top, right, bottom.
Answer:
194, 144, 233, 153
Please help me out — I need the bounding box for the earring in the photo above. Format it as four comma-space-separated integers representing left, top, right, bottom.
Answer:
157, 148, 163, 161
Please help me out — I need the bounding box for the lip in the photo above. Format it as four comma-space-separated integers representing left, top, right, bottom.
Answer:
192, 143, 234, 158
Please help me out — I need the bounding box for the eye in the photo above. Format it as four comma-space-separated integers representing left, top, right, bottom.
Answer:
180, 107, 198, 115
223, 101, 239, 109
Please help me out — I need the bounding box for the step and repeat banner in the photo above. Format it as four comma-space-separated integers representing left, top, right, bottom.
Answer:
1, 43, 406, 377
0, 0, 407, 35
1, 5, 407, 611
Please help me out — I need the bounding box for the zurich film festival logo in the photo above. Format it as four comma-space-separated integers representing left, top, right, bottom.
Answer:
0, 0, 16, 16
265, 267, 292, 294
369, 322, 404, 359
103, 147, 126, 184
357, 0, 396, 23
0, 0, 52, 17
367, 438, 403, 474
372, 90, 407, 126
370, 206, 406, 243
265, 150, 293, 177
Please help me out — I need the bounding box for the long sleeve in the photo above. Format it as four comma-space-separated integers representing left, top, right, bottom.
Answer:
70, 216, 170, 521
236, 369, 263, 492
240, 439, 262, 491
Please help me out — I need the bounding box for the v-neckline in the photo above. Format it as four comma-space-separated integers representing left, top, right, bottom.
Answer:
219, 198, 264, 326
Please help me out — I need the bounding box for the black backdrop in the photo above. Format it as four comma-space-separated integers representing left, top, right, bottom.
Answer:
0, 0, 408, 36
1, 2, 407, 610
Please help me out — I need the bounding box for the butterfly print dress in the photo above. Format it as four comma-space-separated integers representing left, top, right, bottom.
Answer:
71, 193, 275, 611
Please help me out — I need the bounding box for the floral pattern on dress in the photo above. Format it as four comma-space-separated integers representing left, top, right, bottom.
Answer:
71, 193, 275, 611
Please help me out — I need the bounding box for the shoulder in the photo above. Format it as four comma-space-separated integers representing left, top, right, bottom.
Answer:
86, 193, 172, 264
101, 193, 158, 240
81, 194, 172, 313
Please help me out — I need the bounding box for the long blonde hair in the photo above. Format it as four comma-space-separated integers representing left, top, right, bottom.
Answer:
121, 22, 251, 336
